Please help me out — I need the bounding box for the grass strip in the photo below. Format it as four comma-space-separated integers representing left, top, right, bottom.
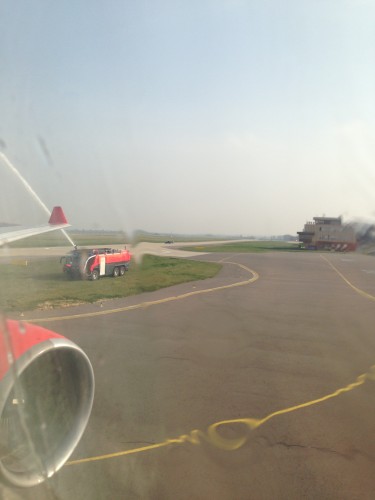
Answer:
0, 255, 221, 313
179, 241, 300, 253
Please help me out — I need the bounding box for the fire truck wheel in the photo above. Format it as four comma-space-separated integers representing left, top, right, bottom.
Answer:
120, 266, 125, 276
113, 267, 120, 277
91, 269, 99, 280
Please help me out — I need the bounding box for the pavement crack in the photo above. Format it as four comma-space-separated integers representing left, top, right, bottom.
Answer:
259, 436, 375, 462
158, 356, 190, 362
276, 441, 347, 458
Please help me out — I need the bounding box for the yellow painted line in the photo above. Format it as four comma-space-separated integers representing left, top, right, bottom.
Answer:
320, 255, 375, 302
67, 364, 375, 466
64, 255, 375, 467
24, 261, 259, 323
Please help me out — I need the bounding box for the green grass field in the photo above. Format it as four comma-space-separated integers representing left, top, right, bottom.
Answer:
179, 241, 301, 253
0, 255, 221, 313
6, 230, 242, 247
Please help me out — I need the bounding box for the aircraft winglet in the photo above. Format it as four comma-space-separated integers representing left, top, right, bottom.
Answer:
0, 206, 70, 246
48, 206, 68, 225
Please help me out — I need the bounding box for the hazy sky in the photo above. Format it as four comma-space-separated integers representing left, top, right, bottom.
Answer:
1, 0, 375, 236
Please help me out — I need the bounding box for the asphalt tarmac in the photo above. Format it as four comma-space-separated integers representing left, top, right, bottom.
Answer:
3, 250, 375, 499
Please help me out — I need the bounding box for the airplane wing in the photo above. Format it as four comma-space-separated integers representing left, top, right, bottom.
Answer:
0, 206, 70, 246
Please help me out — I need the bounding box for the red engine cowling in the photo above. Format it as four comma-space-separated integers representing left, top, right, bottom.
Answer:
0, 318, 94, 488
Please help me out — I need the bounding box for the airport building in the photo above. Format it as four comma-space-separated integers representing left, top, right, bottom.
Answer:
297, 216, 357, 251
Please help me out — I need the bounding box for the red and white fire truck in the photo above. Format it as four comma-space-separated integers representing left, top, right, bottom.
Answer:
61, 247, 131, 280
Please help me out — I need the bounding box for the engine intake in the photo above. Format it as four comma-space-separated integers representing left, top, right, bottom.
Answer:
0, 320, 94, 488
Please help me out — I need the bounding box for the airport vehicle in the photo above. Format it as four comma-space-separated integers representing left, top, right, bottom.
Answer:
0, 208, 94, 488
61, 247, 131, 280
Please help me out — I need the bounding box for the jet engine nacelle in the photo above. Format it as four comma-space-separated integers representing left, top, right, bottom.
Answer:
0, 319, 94, 488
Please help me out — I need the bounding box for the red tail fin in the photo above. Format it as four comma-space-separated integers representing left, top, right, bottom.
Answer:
48, 206, 68, 225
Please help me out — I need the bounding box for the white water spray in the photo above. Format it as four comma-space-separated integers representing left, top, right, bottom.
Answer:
0, 152, 75, 247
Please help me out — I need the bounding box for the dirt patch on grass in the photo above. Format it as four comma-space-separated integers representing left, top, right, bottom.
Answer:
37, 299, 87, 310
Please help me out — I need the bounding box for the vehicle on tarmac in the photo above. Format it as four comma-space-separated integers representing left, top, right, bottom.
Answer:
61, 247, 131, 280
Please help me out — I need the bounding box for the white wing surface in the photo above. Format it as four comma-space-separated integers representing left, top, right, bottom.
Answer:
0, 206, 70, 246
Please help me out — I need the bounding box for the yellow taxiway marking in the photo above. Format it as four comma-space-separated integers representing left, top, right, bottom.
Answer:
67, 255, 375, 467
320, 255, 375, 302
24, 261, 259, 323
67, 364, 375, 466
66, 254, 375, 467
